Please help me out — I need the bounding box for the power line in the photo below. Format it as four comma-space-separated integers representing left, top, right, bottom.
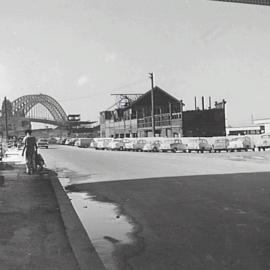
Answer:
59, 78, 147, 103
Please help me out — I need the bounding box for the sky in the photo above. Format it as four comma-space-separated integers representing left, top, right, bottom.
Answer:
0, 0, 270, 126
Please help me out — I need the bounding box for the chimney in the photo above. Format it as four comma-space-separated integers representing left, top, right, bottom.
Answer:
194, 97, 197, 110
202, 96, 205, 110
209, 96, 211, 109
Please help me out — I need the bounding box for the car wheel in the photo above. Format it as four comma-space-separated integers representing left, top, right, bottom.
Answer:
172, 148, 177, 153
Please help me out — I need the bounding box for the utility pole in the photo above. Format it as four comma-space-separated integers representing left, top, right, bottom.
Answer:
4, 97, 8, 142
149, 73, 155, 137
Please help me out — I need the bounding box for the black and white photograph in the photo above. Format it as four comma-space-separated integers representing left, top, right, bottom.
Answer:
1, 0, 270, 269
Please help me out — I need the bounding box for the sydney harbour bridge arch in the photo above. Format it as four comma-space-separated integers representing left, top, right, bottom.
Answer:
1, 94, 69, 137
11, 94, 68, 126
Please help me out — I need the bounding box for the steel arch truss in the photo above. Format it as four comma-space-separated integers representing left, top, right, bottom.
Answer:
12, 94, 68, 122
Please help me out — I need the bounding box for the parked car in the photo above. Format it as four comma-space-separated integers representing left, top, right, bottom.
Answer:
227, 136, 255, 152
74, 138, 92, 148
143, 139, 164, 152
65, 138, 77, 146
107, 139, 125, 151
133, 137, 155, 152
90, 138, 98, 148
61, 138, 67, 145
186, 138, 212, 153
123, 138, 137, 151
159, 138, 188, 153
48, 137, 57, 144
213, 138, 229, 153
95, 138, 113, 150
256, 134, 270, 151
37, 138, 49, 149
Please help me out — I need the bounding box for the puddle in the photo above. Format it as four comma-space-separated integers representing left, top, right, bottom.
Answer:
0, 176, 4, 186
59, 177, 134, 270
229, 156, 246, 161
55, 168, 95, 184
229, 155, 268, 163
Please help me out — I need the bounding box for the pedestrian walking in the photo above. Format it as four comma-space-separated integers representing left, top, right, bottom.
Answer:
22, 130, 37, 174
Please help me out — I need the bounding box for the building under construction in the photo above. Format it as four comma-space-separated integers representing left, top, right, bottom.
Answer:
100, 86, 226, 138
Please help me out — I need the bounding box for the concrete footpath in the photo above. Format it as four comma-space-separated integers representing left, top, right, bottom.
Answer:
0, 162, 105, 270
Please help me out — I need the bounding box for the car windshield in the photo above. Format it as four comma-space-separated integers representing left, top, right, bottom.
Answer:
164, 140, 175, 143
231, 138, 243, 142
215, 139, 225, 143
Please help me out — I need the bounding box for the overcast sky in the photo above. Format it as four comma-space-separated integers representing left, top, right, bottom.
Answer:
0, 0, 270, 126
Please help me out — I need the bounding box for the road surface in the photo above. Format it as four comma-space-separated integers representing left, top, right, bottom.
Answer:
40, 146, 270, 270
41, 145, 270, 184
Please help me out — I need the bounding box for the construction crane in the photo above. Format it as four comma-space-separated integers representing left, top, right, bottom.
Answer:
106, 93, 143, 111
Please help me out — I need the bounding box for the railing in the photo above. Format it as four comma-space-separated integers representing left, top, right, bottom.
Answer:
102, 113, 182, 131
137, 113, 181, 128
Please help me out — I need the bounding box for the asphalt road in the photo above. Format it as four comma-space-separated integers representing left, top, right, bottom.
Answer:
40, 146, 270, 270
40, 145, 270, 184
72, 172, 270, 270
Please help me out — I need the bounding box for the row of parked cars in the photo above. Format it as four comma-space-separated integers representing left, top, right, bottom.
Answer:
88, 134, 270, 153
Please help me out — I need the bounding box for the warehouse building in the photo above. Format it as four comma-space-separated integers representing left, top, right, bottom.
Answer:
100, 86, 184, 138
183, 99, 226, 137
100, 86, 226, 138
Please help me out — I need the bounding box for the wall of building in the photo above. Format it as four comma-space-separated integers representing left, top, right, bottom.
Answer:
100, 114, 183, 138
182, 108, 226, 137
226, 126, 264, 136
253, 119, 270, 134
31, 128, 68, 139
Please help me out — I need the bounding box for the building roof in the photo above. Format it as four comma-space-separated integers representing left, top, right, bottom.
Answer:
124, 86, 181, 110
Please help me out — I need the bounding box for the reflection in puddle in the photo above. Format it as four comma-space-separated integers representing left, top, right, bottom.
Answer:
59, 177, 134, 270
